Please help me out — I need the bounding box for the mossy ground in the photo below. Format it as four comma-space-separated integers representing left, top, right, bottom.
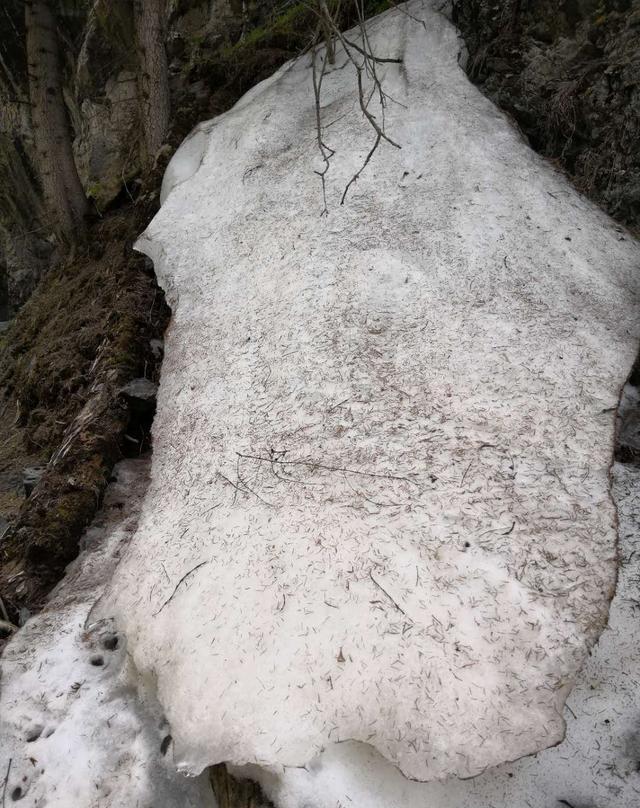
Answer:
0, 205, 169, 617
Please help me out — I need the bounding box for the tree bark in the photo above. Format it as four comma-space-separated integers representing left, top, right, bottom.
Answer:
25, 0, 88, 241
209, 765, 273, 808
135, 0, 170, 166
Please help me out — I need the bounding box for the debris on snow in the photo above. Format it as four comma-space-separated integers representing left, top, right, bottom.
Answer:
2, 2, 640, 805
96, 0, 640, 784
235, 462, 640, 808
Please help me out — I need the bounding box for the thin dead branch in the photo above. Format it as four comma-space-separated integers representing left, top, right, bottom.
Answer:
236, 451, 419, 487
154, 561, 209, 616
307, 0, 403, 210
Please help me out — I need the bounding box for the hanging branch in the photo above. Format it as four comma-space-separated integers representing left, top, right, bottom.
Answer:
306, 0, 403, 211
311, 44, 336, 216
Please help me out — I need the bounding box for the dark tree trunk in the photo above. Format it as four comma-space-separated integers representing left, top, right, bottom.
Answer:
25, 0, 88, 241
135, 0, 170, 166
209, 764, 273, 808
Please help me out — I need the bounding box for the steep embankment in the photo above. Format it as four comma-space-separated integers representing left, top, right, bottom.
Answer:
0, 212, 168, 613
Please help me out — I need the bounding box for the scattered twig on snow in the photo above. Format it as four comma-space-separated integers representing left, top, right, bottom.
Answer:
369, 569, 410, 618
236, 452, 419, 487
217, 470, 272, 507
153, 561, 209, 616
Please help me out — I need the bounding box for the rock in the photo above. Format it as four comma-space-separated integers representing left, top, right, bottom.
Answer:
22, 467, 46, 498
149, 338, 164, 359
616, 383, 640, 461
119, 378, 158, 400
97, 0, 640, 784
73, 71, 142, 211
118, 378, 158, 414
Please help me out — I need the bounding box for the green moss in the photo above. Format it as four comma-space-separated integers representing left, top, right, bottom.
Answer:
86, 181, 103, 199
220, 0, 391, 60
365, 0, 393, 15
220, 2, 314, 59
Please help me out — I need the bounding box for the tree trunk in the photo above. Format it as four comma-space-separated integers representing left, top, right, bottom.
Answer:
25, 0, 88, 241
319, 0, 336, 65
209, 765, 273, 808
135, 0, 170, 166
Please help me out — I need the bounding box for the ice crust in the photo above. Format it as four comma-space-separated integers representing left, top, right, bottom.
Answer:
94, 0, 640, 784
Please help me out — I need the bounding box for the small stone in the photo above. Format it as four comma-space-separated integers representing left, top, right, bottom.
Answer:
119, 378, 158, 414
23, 466, 46, 497
119, 378, 157, 401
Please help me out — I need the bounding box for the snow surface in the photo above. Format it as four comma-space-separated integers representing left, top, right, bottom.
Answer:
2, 459, 639, 806
91, 0, 640, 783
237, 461, 640, 807
0, 461, 213, 807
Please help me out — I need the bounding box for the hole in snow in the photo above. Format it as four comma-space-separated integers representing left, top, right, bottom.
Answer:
90, 655, 104, 667
160, 734, 172, 756
101, 634, 119, 651
10, 786, 23, 801
25, 725, 43, 742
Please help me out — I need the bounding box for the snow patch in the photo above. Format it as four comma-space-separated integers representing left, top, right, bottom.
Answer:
235, 461, 640, 807
96, 0, 640, 783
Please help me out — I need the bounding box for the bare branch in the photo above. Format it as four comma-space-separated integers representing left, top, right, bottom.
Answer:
307, 0, 403, 208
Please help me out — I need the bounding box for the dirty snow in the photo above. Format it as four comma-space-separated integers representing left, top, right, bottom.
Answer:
2, 458, 639, 806
236, 460, 640, 807
3, 1, 640, 804
0, 461, 212, 807
91, 0, 640, 784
